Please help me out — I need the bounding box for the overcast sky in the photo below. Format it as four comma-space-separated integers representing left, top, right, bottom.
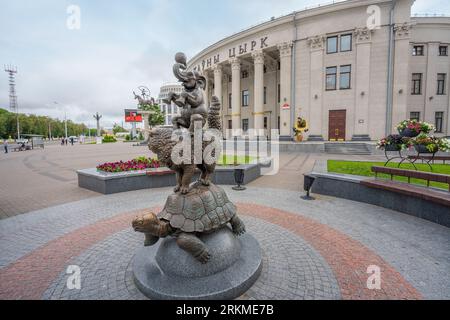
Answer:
1, 0, 449, 129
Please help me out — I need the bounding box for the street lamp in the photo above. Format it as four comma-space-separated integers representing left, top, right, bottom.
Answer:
54, 101, 68, 139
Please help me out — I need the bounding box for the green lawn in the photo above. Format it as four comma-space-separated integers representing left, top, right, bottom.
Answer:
217, 154, 258, 166
327, 160, 450, 190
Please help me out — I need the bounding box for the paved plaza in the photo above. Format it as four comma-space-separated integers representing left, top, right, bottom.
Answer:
0, 143, 449, 300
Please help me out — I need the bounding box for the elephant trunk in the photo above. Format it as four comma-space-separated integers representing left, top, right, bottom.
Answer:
173, 62, 188, 82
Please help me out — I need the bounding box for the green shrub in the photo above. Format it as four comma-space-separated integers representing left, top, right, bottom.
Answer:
102, 135, 117, 143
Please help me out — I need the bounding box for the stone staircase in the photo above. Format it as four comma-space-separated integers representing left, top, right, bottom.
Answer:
324, 142, 372, 155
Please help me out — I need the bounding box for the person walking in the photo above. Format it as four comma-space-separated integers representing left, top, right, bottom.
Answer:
70, 137, 74, 146
61, 138, 65, 146
3, 140, 8, 154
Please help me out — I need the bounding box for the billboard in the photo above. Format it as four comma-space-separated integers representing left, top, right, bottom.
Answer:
124, 109, 142, 122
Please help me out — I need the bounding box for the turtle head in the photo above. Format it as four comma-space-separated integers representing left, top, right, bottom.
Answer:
132, 212, 159, 233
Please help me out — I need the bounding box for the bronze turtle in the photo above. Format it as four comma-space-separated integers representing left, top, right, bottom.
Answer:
132, 183, 246, 263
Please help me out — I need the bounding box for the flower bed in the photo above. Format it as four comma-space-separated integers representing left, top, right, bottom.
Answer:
97, 157, 160, 173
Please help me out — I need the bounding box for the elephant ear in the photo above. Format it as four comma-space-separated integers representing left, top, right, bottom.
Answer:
197, 75, 206, 89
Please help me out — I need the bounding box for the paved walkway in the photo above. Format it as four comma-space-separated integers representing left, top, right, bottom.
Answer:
1, 143, 448, 300
0, 186, 448, 300
0, 142, 386, 218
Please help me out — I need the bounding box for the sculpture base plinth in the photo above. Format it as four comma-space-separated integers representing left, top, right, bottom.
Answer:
132, 227, 262, 300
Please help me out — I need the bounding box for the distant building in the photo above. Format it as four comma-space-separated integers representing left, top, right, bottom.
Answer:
157, 83, 183, 126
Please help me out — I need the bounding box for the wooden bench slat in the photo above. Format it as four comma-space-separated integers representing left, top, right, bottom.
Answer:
361, 179, 450, 207
371, 166, 450, 184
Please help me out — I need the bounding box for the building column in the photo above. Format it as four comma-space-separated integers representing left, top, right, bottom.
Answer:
352, 27, 373, 141
307, 35, 325, 141
277, 42, 293, 140
213, 64, 223, 105
252, 50, 265, 134
391, 22, 413, 133
203, 72, 209, 104
230, 57, 241, 135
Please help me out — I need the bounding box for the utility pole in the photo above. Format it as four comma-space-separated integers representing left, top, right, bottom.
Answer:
93, 112, 102, 137
4, 65, 20, 140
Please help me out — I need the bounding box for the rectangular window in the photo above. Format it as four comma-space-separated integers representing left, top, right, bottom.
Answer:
411, 73, 422, 95
168, 104, 172, 114
435, 112, 444, 133
327, 36, 338, 54
264, 117, 268, 129
277, 84, 281, 103
242, 119, 249, 132
340, 34, 352, 52
264, 87, 267, 104
241, 70, 248, 79
340, 65, 351, 89
228, 120, 232, 129
277, 116, 280, 133
229, 75, 232, 82
410, 112, 420, 121
439, 46, 448, 56
326, 66, 337, 90
242, 90, 249, 107
263, 65, 267, 73
228, 93, 232, 109
412, 45, 424, 56
437, 73, 446, 95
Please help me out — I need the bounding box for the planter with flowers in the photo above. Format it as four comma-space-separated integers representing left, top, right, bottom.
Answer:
396, 120, 435, 138
411, 134, 450, 154
376, 134, 410, 151
78, 155, 264, 194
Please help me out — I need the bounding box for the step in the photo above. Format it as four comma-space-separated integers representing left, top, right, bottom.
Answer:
324, 143, 371, 155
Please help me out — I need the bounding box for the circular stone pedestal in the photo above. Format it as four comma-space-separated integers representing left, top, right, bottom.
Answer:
132, 227, 262, 300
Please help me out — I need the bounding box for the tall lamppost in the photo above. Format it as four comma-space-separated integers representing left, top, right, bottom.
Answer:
54, 101, 67, 139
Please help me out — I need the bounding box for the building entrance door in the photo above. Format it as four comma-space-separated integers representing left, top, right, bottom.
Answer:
328, 110, 346, 141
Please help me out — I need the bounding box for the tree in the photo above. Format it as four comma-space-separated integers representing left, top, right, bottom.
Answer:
113, 123, 127, 135
0, 108, 90, 139
138, 103, 165, 128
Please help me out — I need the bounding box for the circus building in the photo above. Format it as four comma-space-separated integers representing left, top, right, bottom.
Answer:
187, 0, 450, 141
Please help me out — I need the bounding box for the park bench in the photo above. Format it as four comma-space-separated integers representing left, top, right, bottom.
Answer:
360, 166, 450, 207
9, 144, 32, 152
408, 155, 450, 165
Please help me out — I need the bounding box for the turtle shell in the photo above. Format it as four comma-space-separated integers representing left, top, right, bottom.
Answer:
158, 184, 237, 233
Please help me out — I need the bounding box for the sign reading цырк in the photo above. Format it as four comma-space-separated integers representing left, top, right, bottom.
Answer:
192, 36, 269, 72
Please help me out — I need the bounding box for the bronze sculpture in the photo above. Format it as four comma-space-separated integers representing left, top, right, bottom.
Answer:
132, 53, 247, 264
163, 52, 208, 132
132, 183, 246, 263
146, 96, 221, 194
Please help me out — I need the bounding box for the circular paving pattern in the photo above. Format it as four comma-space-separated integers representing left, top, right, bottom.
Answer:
0, 199, 430, 300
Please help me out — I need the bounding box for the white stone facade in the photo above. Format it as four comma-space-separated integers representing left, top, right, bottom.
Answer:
157, 83, 183, 126
187, 0, 450, 140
